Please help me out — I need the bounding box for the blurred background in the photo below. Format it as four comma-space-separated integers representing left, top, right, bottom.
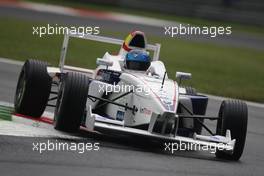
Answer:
77, 0, 264, 26
0, 0, 263, 102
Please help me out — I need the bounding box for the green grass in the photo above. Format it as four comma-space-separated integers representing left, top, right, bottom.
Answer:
0, 17, 264, 102
0, 106, 13, 121
25, 0, 264, 36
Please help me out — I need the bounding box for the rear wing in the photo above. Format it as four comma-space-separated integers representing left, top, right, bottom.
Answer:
59, 31, 161, 72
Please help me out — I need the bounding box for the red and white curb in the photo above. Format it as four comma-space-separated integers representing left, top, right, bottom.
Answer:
0, 118, 81, 139
0, 0, 181, 27
0, 101, 82, 139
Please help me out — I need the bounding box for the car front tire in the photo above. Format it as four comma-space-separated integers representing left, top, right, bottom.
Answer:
14, 59, 52, 117
54, 72, 89, 132
215, 100, 248, 161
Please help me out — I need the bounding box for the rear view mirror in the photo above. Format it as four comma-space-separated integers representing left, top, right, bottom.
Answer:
176, 72, 192, 85
176, 72, 192, 80
96, 58, 113, 68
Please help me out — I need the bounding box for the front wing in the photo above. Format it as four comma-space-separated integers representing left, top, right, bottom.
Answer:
86, 110, 235, 153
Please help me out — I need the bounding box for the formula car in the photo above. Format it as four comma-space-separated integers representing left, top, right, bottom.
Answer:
14, 30, 248, 160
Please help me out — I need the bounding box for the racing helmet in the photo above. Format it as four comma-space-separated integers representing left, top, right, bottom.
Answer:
125, 49, 151, 71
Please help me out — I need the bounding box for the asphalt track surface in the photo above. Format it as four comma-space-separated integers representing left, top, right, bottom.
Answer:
0, 5, 264, 50
0, 5, 264, 176
0, 60, 264, 176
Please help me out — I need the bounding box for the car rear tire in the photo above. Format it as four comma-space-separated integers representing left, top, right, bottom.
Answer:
54, 72, 89, 132
14, 59, 52, 118
215, 100, 248, 161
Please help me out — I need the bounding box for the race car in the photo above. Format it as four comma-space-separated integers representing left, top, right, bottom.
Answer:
14, 30, 248, 160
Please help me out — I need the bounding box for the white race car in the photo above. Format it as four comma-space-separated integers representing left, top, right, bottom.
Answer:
14, 31, 248, 160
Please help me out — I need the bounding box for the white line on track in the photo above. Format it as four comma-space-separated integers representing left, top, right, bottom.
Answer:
202, 94, 264, 109
0, 101, 14, 107
0, 57, 23, 66
0, 100, 54, 119
109, 12, 181, 27
0, 1, 181, 28
0, 100, 80, 139
0, 119, 81, 139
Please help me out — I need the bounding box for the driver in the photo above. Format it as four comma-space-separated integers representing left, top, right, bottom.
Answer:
124, 49, 151, 71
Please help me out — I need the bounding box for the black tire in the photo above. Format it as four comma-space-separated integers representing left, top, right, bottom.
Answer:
215, 100, 248, 161
54, 72, 89, 132
14, 59, 52, 117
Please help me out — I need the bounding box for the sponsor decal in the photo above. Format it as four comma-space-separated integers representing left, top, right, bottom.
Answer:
140, 107, 152, 115
116, 110, 125, 121
158, 89, 174, 108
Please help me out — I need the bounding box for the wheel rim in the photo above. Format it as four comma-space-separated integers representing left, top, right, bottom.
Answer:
54, 81, 65, 122
216, 102, 224, 135
15, 69, 26, 107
